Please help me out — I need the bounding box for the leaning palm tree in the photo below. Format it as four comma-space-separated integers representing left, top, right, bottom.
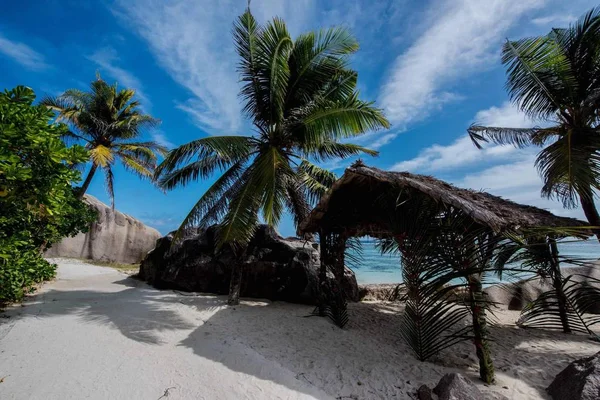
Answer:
469, 7, 600, 240
42, 75, 167, 207
155, 9, 389, 305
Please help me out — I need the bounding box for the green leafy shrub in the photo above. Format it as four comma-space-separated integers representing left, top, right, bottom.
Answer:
0, 86, 96, 303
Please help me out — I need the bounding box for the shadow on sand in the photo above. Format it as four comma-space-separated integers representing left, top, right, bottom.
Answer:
4, 276, 200, 345
6, 274, 600, 399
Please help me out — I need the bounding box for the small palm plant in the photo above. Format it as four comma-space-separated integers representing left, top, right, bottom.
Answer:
155, 9, 389, 305
469, 7, 600, 240
378, 195, 501, 384
42, 75, 167, 207
498, 231, 600, 335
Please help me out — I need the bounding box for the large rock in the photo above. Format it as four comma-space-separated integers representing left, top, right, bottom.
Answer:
45, 195, 161, 264
547, 352, 600, 400
433, 373, 483, 400
485, 263, 600, 313
139, 225, 359, 304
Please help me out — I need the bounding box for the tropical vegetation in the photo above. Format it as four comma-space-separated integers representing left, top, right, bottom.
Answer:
155, 9, 389, 305
375, 190, 600, 384
41, 75, 168, 207
0, 86, 96, 303
469, 7, 600, 240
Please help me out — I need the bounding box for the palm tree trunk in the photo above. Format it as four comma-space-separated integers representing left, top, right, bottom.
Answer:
549, 238, 571, 333
78, 163, 98, 199
468, 275, 494, 384
579, 187, 600, 242
227, 247, 246, 306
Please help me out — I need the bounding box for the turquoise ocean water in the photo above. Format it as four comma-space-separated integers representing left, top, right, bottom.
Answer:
349, 239, 600, 285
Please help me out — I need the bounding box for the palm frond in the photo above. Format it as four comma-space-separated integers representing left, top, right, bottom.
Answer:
233, 9, 269, 128
299, 93, 390, 143
158, 155, 232, 190
119, 153, 154, 180
89, 145, 114, 168
502, 36, 567, 119
517, 273, 600, 334
258, 17, 292, 125
536, 132, 600, 207
103, 165, 115, 209
297, 160, 337, 204
284, 174, 311, 229
286, 27, 358, 108
155, 136, 253, 180
468, 125, 560, 149
216, 167, 262, 248
306, 141, 378, 162
258, 146, 293, 226
172, 161, 246, 240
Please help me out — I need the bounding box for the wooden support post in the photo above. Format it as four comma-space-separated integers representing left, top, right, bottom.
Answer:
333, 233, 347, 289
549, 237, 571, 333
318, 230, 329, 316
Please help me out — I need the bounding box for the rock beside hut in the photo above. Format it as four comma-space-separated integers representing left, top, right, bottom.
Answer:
547, 352, 600, 400
138, 225, 359, 304
485, 263, 600, 313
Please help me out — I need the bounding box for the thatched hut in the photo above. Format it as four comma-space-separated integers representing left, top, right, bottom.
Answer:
300, 162, 587, 237
298, 162, 590, 383
299, 162, 588, 295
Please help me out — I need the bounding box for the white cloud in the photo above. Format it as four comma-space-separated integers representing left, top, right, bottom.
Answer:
391, 135, 518, 172
458, 156, 540, 192
531, 14, 577, 26
111, 0, 400, 135
87, 47, 152, 109
370, 132, 399, 149
391, 101, 551, 172
474, 101, 535, 128
112, 0, 320, 134
455, 156, 583, 219
0, 34, 48, 71
151, 130, 174, 149
379, 0, 546, 126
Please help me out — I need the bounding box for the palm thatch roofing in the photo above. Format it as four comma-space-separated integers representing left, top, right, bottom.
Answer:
299, 162, 589, 237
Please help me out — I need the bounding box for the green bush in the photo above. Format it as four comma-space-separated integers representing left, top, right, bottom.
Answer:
0, 86, 96, 303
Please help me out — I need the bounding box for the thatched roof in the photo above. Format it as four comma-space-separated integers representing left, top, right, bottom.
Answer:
299, 163, 589, 237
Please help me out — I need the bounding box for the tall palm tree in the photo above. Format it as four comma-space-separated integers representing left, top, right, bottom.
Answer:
155, 9, 390, 305
469, 7, 600, 240
42, 75, 168, 207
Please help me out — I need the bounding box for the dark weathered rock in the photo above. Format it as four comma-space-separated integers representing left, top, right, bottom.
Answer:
139, 225, 359, 304
433, 373, 483, 400
416, 384, 432, 400
547, 351, 600, 400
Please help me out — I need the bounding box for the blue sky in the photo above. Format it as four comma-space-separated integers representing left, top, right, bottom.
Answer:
1, 0, 597, 236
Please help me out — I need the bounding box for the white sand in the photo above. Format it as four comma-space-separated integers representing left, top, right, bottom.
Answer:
1, 259, 599, 399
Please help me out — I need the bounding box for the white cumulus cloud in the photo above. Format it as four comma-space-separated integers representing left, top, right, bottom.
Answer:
379, 0, 546, 126
0, 34, 48, 71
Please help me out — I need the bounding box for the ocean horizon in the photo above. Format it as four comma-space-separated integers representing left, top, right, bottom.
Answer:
349, 238, 600, 285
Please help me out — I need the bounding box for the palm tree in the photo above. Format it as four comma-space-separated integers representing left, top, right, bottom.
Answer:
41, 75, 168, 207
469, 7, 600, 240
155, 9, 390, 305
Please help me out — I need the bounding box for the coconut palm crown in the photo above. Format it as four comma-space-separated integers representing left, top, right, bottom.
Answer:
155, 10, 390, 249
41, 75, 168, 207
468, 7, 600, 239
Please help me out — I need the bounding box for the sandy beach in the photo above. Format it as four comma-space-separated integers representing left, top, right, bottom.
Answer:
1, 258, 599, 400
